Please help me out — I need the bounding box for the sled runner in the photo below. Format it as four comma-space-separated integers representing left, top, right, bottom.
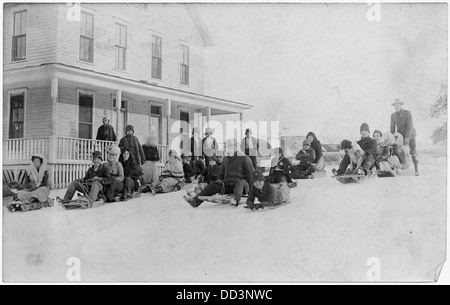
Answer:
198, 194, 244, 206
56, 193, 104, 210
332, 174, 365, 184
244, 201, 292, 211
7, 198, 54, 212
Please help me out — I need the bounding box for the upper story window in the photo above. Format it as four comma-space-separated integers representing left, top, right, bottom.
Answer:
151, 35, 162, 79
114, 23, 127, 70
180, 44, 189, 85
79, 12, 94, 63
12, 10, 27, 62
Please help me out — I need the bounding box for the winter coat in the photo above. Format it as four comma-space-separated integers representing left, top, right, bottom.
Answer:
240, 136, 259, 157
390, 109, 416, 143
23, 155, 49, 189
219, 151, 254, 185
357, 137, 378, 158
375, 144, 392, 162
189, 136, 202, 158
160, 157, 184, 180
307, 132, 323, 164
120, 157, 142, 181
119, 135, 146, 165
142, 144, 160, 162
246, 181, 285, 206
104, 160, 124, 182
270, 156, 293, 183
82, 163, 112, 185
202, 136, 218, 158
296, 147, 316, 166
203, 162, 223, 183
96, 124, 117, 142
183, 163, 194, 183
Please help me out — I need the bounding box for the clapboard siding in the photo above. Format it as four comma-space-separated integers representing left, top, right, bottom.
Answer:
3, 4, 58, 70
56, 3, 205, 95
57, 84, 78, 138
25, 86, 53, 138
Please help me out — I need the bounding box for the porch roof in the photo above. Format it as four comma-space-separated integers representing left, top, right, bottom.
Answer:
51, 63, 253, 114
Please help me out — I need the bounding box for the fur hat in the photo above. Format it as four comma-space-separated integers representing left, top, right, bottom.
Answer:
340, 140, 352, 150
92, 151, 103, 161
252, 170, 265, 182
391, 98, 405, 106
125, 125, 134, 133
106, 144, 121, 156
360, 123, 370, 133
205, 127, 213, 135
103, 114, 111, 122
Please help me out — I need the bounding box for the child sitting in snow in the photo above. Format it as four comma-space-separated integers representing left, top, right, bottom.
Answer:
267, 147, 294, 184
181, 152, 195, 184
332, 140, 364, 176
245, 170, 290, 211
291, 140, 316, 179
149, 150, 185, 194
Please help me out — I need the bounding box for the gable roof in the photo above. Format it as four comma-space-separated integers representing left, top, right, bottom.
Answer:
184, 4, 215, 47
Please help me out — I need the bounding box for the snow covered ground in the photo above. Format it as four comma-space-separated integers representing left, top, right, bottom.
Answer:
3, 155, 447, 283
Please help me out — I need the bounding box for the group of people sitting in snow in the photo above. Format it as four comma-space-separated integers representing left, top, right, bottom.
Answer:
3, 98, 418, 209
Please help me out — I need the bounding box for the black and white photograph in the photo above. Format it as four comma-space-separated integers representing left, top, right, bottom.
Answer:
1, 1, 448, 285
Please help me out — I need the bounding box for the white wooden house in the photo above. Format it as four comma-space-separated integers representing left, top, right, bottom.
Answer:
3, 3, 252, 188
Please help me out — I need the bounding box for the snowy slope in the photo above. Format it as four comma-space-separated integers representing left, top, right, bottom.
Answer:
2, 156, 446, 283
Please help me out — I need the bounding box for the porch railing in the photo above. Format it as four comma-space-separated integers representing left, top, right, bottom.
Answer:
3, 137, 50, 165
3, 136, 169, 189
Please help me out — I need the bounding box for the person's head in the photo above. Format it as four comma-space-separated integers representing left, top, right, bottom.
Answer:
31, 155, 43, 169
92, 151, 103, 167
107, 145, 121, 162
215, 151, 224, 163
252, 170, 265, 190
360, 123, 370, 138
126, 125, 134, 136
373, 130, 383, 143
306, 131, 316, 143
225, 139, 239, 156
192, 127, 199, 136
273, 147, 283, 158
205, 127, 213, 137
122, 149, 131, 161
169, 149, 178, 160
102, 115, 111, 125
340, 140, 353, 154
391, 98, 404, 112
302, 139, 311, 150
181, 152, 192, 163
147, 135, 157, 146
245, 129, 252, 137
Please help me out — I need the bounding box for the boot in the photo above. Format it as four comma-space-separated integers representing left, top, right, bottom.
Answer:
412, 156, 419, 176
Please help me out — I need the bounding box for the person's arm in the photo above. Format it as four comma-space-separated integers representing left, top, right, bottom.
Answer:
218, 159, 226, 181
390, 113, 396, 134
136, 138, 145, 165
314, 143, 323, 163
111, 127, 117, 142
96, 126, 102, 141
244, 157, 254, 185
118, 137, 125, 150
404, 111, 413, 145
116, 163, 124, 182
309, 149, 316, 163
155, 147, 160, 162
100, 166, 112, 185
39, 170, 49, 187
295, 150, 304, 161
246, 185, 256, 205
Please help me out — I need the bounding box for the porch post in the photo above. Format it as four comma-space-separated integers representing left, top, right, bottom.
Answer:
49, 76, 59, 164
115, 89, 122, 133
240, 112, 244, 140
167, 99, 172, 146
206, 106, 211, 128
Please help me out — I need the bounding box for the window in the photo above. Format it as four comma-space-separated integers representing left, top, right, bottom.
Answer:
180, 111, 189, 124
114, 23, 127, 70
150, 105, 162, 144
112, 98, 128, 138
9, 93, 25, 139
12, 10, 27, 61
78, 93, 93, 139
151, 35, 162, 79
79, 12, 94, 62
180, 45, 189, 85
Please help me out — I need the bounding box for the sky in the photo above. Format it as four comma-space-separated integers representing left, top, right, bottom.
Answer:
197, 3, 447, 145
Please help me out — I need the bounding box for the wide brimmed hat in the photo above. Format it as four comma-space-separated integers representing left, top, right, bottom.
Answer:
391, 98, 405, 106
106, 144, 121, 155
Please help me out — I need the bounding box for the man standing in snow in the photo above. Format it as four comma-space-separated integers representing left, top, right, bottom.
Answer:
202, 127, 218, 166
390, 99, 419, 176
241, 128, 259, 170
184, 138, 254, 208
